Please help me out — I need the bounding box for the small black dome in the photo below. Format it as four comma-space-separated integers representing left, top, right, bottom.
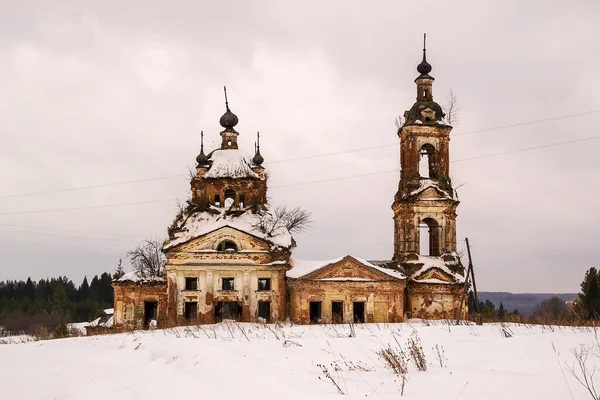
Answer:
196, 149, 209, 165
252, 150, 264, 165
220, 109, 238, 130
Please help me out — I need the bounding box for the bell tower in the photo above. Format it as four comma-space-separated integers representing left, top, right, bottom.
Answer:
392, 35, 463, 279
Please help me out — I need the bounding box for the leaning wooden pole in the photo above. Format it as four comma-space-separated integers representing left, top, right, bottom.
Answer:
465, 237, 482, 324
456, 258, 472, 325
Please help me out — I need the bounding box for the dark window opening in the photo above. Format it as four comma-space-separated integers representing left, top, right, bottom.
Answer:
184, 302, 198, 322
258, 302, 271, 322
332, 301, 344, 324
419, 143, 437, 179
239, 194, 245, 208
309, 301, 322, 324
218, 240, 238, 252
144, 301, 157, 327
222, 277, 235, 291
420, 217, 440, 256
353, 302, 365, 323
258, 278, 271, 291
214, 194, 221, 206
185, 277, 198, 291
224, 188, 236, 208
215, 301, 241, 322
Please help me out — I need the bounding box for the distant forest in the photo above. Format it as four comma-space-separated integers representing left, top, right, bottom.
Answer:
478, 292, 577, 317
0, 273, 115, 333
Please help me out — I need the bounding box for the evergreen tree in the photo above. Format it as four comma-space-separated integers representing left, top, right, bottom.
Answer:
578, 267, 600, 320
497, 302, 506, 319
467, 290, 477, 314
52, 282, 69, 316
78, 277, 90, 302
24, 278, 35, 300
114, 259, 125, 280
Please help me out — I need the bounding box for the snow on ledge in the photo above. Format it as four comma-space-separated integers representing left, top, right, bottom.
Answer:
116, 271, 166, 284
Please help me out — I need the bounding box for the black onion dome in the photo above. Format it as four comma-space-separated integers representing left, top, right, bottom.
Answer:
252, 149, 264, 165
196, 148, 208, 165
417, 55, 432, 75
219, 109, 238, 130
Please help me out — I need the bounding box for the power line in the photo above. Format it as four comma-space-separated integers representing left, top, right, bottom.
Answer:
0, 133, 598, 217
0, 223, 146, 239
1, 110, 597, 201
451, 134, 600, 163
0, 198, 178, 217
0, 229, 139, 243
453, 110, 600, 137
0, 174, 186, 200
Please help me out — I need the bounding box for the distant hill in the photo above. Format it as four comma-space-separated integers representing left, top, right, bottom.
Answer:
478, 292, 578, 317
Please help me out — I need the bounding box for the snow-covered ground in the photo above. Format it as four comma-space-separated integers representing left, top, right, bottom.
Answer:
0, 321, 597, 399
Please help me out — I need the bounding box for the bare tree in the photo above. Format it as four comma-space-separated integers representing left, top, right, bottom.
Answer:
126, 238, 167, 278
254, 206, 312, 236
445, 90, 460, 126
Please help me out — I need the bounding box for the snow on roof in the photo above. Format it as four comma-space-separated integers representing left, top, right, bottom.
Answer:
287, 256, 405, 280
103, 308, 114, 315
116, 271, 166, 284
404, 255, 464, 283
203, 149, 261, 179
164, 207, 293, 251
408, 179, 453, 200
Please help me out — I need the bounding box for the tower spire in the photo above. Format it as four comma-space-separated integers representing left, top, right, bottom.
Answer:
196, 130, 209, 165
224, 86, 230, 111
219, 86, 239, 150
417, 33, 432, 77
252, 131, 264, 165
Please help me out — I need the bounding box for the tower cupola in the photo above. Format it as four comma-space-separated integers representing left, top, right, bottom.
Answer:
402, 34, 446, 126
220, 86, 239, 149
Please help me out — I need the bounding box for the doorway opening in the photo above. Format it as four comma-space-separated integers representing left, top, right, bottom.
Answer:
258, 302, 271, 322
144, 301, 157, 327
332, 301, 344, 324
353, 302, 365, 323
214, 301, 240, 322
309, 301, 322, 324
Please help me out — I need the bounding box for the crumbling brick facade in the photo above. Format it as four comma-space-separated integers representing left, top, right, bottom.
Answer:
112, 280, 168, 331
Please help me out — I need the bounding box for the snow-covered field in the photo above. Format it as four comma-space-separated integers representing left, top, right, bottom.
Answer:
0, 321, 597, 399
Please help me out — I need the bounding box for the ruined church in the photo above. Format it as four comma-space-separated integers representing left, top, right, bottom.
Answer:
112, 42, 466, 329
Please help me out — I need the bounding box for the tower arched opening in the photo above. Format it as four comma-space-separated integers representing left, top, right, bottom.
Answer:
419, 144, 437, 179
224, 188, 236, 208
419, 217, 440, 256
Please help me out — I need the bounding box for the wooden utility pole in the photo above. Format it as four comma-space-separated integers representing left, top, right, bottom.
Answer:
466, 238, 481, 317
456, 237, 481, 325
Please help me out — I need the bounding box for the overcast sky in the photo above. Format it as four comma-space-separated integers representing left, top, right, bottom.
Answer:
0, 0, 599, 292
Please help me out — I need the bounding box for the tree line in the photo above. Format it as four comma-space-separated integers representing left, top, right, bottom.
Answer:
0, 273, 115, 334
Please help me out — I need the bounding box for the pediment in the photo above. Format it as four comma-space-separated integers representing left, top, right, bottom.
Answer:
303, 257, 401, 281
168, 226, 271, 252
412, 267, 456, 283
418, 187, 444, 199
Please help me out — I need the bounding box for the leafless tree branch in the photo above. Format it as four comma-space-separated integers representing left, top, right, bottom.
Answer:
126, 238, 167, 278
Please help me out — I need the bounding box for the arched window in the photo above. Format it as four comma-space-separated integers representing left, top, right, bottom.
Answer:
239, 194, 245, 208
218, 240, 238, 252
224, 188, 236, 208
419, 144, 437, 179
419, 218, 440, 256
